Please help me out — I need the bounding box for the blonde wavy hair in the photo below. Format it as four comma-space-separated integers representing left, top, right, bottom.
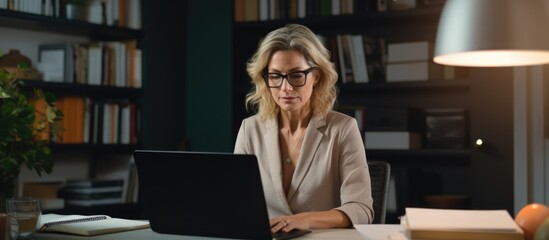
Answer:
245, 24, 338, 121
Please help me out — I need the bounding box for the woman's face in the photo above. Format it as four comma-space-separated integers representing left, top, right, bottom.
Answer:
266, 50, 318, 114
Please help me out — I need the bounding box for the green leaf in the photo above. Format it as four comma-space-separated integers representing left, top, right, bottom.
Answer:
0, 66, 63, 180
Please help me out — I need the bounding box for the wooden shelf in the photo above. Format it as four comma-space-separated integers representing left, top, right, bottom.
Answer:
338, 79, 470, 93
0, 9, 142, 41
366, 149, 471, 163
234, 5, 443, 34
50, 143, 141, 153
20, 80, 143, 100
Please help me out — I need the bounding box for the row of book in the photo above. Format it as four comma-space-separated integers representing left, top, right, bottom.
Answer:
335, 34, 385, 83
340, 107, 468, 150
37, 41, 142, 88
234, 0, 446, 22
328, 36, 467, 83
235, 0, 360, 22
0, 0, 141, 29
50, 96, 141, 145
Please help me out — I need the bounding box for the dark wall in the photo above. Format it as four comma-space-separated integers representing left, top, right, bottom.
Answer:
142, 1, 233, 151
185, 0, 233, 151
142, 1, 187, 150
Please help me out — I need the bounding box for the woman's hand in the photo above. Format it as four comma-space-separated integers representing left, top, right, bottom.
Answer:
270, 213, 311, 233
270, 210, 351, 233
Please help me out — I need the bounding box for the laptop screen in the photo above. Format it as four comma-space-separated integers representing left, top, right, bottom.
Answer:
133, 150, 273, 239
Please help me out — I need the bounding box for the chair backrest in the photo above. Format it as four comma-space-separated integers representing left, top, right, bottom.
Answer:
368, 160, 391, 224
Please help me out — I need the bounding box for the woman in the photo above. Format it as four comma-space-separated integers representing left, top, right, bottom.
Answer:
234, 24, 373, 233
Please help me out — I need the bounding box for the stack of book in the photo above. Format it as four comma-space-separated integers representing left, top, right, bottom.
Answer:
59, 179, 125, 207
402, 208, 524, 240
363, 108, 425, 150
386, 41, 443, 82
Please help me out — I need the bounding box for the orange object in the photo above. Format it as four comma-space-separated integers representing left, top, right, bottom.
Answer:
516, 203, 549, 240
536, 216, 549, 240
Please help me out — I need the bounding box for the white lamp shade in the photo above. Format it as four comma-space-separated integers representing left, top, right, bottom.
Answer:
434, 0, 549, 67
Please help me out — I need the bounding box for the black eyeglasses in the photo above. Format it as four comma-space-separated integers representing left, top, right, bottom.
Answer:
262, 67, 316, 88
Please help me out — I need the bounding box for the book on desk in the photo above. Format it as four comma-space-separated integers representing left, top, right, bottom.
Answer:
401, 208, 524, 240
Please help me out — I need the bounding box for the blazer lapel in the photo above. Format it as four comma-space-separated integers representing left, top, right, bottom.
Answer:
287, 115, 326, 201
264, 119, 290, 209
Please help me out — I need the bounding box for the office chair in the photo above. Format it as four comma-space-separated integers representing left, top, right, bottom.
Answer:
368, 160, 391, 224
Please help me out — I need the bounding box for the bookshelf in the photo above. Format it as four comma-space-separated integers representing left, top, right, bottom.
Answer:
231, 0, 523, 223
0, 4, 143, 217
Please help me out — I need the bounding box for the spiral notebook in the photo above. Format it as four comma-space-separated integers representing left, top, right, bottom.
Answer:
39, 214, 150, 236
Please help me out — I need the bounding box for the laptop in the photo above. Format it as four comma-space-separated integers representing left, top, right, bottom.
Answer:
133, 150, 311, 240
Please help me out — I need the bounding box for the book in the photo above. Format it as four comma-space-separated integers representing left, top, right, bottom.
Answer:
336, 34, 354, 83
362, 36, 386, 83
364, 131, 422, 150
65, 179, 124, 188
60, 191, 122, 200
39, 214, 149, 236
350, 35, 369, 83
65, 197, 123, 206
403, 208, 524, 240
60, 186, 123, 195
386, 61, 443, 82
37, 43, 73, 83
387, 41, 433, 63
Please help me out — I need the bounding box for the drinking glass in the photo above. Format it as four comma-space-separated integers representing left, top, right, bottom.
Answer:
5, 198, 41, 239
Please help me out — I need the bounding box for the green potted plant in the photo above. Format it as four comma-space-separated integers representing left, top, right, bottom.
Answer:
0, 63, 63, 208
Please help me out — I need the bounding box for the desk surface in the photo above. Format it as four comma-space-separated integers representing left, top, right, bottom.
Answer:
34, 228, 364, 240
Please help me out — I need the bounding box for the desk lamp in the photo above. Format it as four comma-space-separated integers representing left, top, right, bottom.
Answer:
434, 0, 549, 67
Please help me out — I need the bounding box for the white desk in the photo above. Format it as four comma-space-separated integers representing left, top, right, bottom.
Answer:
34, 228, 364, 240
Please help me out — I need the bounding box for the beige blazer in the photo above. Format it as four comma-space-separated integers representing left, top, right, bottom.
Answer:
234, 111, 373, 224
